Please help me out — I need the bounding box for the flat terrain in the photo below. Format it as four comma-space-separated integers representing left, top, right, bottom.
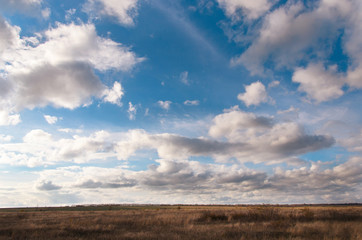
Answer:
0, 205, 361, 239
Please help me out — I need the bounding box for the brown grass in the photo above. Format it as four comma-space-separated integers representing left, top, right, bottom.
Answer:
0, 205, 361, 239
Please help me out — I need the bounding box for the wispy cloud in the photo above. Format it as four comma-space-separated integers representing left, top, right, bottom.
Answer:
44, 115, 59, 125
184, 100, 200, 106
158, 100, 172, 110
83, 0, 139, 26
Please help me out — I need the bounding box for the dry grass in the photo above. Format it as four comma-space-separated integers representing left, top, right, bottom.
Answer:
0, 205, 361, 239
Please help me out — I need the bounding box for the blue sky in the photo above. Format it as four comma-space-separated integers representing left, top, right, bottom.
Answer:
0, 0, 362, 207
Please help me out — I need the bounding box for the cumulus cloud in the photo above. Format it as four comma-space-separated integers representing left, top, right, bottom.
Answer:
114, 130, 246, 162
2, 23, 143, 73
140, 159, 211, 190
158, 100, 172, 110
84, 0, 139, 26
36, 180, 61, 191
232, 0, 351, 74
237, 81, 268, 107
269, 157, 362, 197
76, 179, 136, 189
226, 0, 362, 103
103, 81, 124, 106
12, 62, 104, 110
217, 0, 272, 20
0, 22, 143, 120
0, 108, 334, 166
345, 0, 362, 88
113, 110, 333, 165
0, 110, 21, 126
208, 108, 272, 139
0, 17, 20, 54
292, 63, 345, 103
0, 77, 13, 98
208, 108, 334, 163
0, 129, 116, 167
23, 156, 362, 204
184, 100, 200, 106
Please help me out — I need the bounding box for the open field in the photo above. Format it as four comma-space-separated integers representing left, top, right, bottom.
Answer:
0, 205, 361, 239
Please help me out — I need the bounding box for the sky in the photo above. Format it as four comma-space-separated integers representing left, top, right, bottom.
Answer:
0, 0, 362, 207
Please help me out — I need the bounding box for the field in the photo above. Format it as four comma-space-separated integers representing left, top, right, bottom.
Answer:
0, 204, 361, 239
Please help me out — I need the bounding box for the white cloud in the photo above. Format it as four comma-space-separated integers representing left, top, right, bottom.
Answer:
232, 0, 351, 75
0, 134, 13, 142
4, 155, 358, 206
158, 100, 172, 110
0, 109, 332, 168
58, 128, 83, 134
184, 100, 200, 106
3, 22, 144, 72
113, 110, 333, 165
0, 110, 21, 126
226, 0, 362, 103
103, 81, 124, 106
84, 0, 139, 26
292, 63, 345, 103
208, 109, 272, 141
345, 0, 362, 88
23, 129, 53, 143
340, 128, 362, 153
0, 129, 116, 167
207, 109, 334, 164
180, 71, 189, 85
237, 81, 268, 107
127, 102, 137, 120
217, 0, 272, 20
0, 22, 143, 114
347, 66, 362, 88
44, 115, 58, 125
0, 107, 334, 167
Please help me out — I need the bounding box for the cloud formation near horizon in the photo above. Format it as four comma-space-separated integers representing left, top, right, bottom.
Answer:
1, 0, 361, 207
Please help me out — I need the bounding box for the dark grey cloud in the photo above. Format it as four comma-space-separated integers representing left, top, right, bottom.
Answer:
272, 134, 335, 156
0, 77, 13, 97
36, 180, 61, 191
217, 172, 267, 184
140, 160, 211, 190
156, 135, 247, 156
76, 179, 137, 189
33, 156, 362, 203
268, 160, 362, 196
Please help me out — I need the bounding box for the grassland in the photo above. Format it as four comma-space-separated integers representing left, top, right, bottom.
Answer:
0, 204, 361, 239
